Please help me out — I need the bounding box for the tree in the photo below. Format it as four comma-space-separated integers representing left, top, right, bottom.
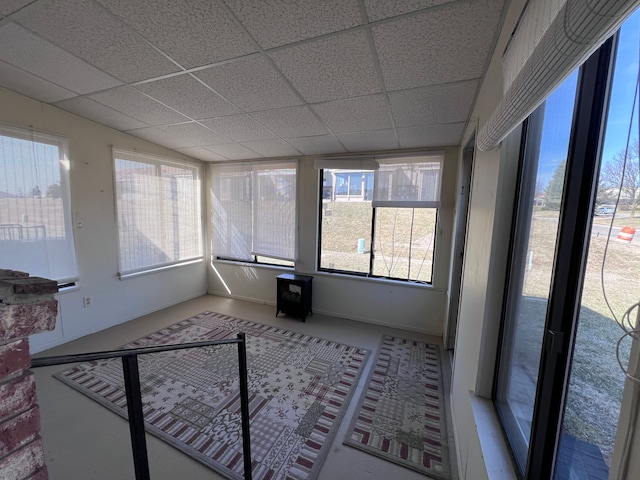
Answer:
545, 161, 566, 210
599, 140, 640, 217
46, 182, 62, 199
31, 185, 41, 198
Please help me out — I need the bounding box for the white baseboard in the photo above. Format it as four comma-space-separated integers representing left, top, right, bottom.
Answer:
208, 289, 442, 337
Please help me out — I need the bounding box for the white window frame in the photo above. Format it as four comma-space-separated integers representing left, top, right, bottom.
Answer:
210, 160, 298, 266
0, 123, 78, 285
113, 147, 203, 278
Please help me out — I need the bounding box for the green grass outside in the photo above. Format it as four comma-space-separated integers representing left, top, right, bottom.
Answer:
521, 210, 636, 463
320, 201, 435, 282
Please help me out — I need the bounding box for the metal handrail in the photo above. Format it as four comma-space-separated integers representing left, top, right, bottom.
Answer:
31, 333, 253, 480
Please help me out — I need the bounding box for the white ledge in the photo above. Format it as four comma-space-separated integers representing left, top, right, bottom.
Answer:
469, 392, 518, 480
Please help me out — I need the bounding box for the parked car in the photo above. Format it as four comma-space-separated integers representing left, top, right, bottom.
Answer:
595, 205, 615, 215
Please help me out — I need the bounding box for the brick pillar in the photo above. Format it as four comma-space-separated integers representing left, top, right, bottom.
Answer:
0, 269, 58, 480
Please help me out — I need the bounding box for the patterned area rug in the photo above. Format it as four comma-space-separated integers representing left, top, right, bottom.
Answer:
344, 335, 451, 479
54, 311, 369, 480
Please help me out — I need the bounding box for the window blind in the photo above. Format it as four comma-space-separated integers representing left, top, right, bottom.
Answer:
252, 162, 297, 261
113, 148, 203, 276
372, 155, 443, 208
210, 162, 253, 261
478, 0, 640, 151
0, 124, 78, 284
210, 160, 297, 262
313, 156, 379, 170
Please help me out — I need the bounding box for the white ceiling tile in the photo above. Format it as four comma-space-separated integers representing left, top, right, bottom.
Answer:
389, 80, 478, 127
0, 60, 76, 103
225, 0, 361, 49
250, 106, 329, 137
95, 0, 257, 68
126, 126, 189, 149
0, 0, 36, 16
397, 123, 466, 148
373, 0, 504, 90
175, 146, 227, 162
205, 144, 262, 160
336, 130, 399, 152
194, 56, 302, 113
364, 0, 456, 22
242, 139, 300, 158
270, 30, 381, 103
200, 115, 276, 142
0, 22, 122, 94
17, 0, 180, 83
312, 94, 392, 134
158, 122, 230, 147
136, 74, 239, 120
55, 96, 147, 131
90, 86, 189, 126
285, 135, 346, 155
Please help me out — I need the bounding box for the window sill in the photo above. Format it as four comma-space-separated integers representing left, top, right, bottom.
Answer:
56, 283, 80, 295
211, 258, 295, 271
469, 393, 518, 480
313, 269, 443, 291
119, 258, 204, 280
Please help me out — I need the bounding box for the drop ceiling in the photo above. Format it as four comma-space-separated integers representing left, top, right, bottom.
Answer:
0, 0, 505, 162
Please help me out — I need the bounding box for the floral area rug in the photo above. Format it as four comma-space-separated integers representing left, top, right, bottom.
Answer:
344, 335, 451, 479
54, 311, 369, 480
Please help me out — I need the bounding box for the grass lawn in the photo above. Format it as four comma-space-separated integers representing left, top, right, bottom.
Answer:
320, 201, 435, 282
522, 210, 636, 463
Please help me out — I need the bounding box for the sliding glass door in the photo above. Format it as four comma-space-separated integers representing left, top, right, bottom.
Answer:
494, 30, 619, 479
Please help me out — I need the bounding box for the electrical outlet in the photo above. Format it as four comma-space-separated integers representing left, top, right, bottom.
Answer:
83, 296, 93, 308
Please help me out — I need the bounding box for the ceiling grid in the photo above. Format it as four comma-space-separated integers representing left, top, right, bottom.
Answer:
0, 0, 505, 161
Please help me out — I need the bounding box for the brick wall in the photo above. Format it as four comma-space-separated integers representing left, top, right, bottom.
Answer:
0, 269, 58, 480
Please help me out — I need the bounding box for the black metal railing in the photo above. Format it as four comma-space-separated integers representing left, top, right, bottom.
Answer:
31, 333, 252, 480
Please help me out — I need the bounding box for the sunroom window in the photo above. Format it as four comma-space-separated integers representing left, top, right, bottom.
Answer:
210, 160, 297, 267
318, 154, 442, 283
113, 148, 203, 277
0, 124, 78, 286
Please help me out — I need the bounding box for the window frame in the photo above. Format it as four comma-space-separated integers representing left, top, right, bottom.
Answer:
493, 36, 616, 479
0, 123, 78, 286
112, 147, 204, 278
317, 153, 442, 284
210, 160, 298, 268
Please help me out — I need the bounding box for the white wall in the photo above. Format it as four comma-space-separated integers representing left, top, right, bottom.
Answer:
449, 0, 526, 478
207, 147, 459, 336
0, 87, 208, 353
449, 1, 640, 479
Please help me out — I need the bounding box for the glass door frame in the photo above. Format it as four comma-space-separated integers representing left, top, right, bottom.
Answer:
493, 36, 617, 479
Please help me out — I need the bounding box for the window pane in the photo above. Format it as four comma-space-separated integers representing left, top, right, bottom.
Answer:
373, 157, 442, 207
114, 149, 202, 275
320, 169, 372, 273
211, 161, 297, 265
252, 164, 296, 261
555, 11, 640, 478
211, 165, 252, 261
372, 207, 435, 282
496, 71, 579, 471
0, 126, 78, 283
320, 163, 438, 283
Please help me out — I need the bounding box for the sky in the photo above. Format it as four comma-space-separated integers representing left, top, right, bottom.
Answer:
535, 9, 640, 190
601, 9, 640, 164
0, 137, 61, 196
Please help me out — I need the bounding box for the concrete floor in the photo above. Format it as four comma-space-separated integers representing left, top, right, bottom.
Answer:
33, 294, 458, 480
